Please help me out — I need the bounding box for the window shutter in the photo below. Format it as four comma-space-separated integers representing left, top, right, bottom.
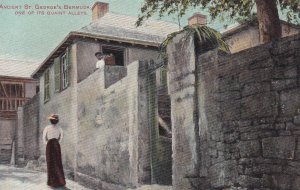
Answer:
160, 67, 167, 86
54, 57, 61, 92
44, 70, 50, 102
67, 47, 71, 86
44, 72, 47, 101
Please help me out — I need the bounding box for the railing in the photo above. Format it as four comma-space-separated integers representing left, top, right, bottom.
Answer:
0, 97, 30, 111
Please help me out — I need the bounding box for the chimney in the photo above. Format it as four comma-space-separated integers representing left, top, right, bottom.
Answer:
188, 13, 207, 26
92, 2, 109, 22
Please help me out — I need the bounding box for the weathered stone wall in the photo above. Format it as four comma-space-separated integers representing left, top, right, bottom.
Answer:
0, 119, 16, 164
167, 32, 201, 190
76, 61, 151, 190
104, 66, 127, 88
127, 47, 160, 64
39, 43, 78, 171
168, 33, 300, 189
35, 38, 169, 188
16, 107, 24, 162
155, 137, 172, 185
22, 94, 40, 161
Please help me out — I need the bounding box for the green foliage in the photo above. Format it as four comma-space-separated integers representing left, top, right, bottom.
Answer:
159, 24, 230, 57
136, 0, 300, 27
279, 0, 300, 24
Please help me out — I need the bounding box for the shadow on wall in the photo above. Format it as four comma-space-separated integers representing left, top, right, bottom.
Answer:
104, 65, 127, 88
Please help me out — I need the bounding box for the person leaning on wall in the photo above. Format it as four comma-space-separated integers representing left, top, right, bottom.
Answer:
95, 51, 107, 69
42, 114, 66, 188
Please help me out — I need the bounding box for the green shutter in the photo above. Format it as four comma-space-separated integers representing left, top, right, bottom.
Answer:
44, 70, 50, 102
67, 47, 71, 86
54, 57, 61, 92
160, 67, 167, 86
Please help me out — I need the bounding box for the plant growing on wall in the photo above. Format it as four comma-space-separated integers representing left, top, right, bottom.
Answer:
160, 24, 230, 53
136, 0, 300, 43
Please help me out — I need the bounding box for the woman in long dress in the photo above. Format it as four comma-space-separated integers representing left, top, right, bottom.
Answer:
42, 114, 66, 188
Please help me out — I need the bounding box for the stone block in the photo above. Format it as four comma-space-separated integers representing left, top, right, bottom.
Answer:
293, 115, 300, 125
217, 75, 240, 92
220, 100, 241, 121
238, 140, 261, 158
271, 79, 297, 91
262, 174, 293, 190
262, 136, 295, 159
224, 131, 239, 143
292, 177, 300, 190
209, 161, 238, 188
280, 89, 300, 117
241, 82, 270, 97
239, 67, 272, 84
272, 66, 298, 79
240, 131, 260, 140
248, 58, 273, 70
241, 93, 274, 119
283, 161, 300, 176
214, 91, 241, 102
238, 175, 262, 188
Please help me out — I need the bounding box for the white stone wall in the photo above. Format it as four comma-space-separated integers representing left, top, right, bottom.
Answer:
39, 43, 78, 170
76, 61, 147, 188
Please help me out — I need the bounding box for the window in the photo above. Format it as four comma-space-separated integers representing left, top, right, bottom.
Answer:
102, 46, 125, 66
0, 82, 25, 111
54, 57, 61, 92
44, 69, 50, 102
61, 52, 70, 89
0, 82, 24, 98
54, 49, 71, 92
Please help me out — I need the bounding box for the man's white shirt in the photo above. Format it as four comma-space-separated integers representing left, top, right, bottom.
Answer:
96, 59, 105, 69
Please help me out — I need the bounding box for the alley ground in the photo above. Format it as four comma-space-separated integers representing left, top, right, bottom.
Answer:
0, 165, 171, 190
0, 165, 90, 190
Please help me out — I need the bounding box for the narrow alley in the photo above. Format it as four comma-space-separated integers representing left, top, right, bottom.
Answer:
0, 165, 90, 190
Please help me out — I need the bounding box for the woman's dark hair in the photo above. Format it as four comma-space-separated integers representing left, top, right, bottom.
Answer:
50, 119, 59, 125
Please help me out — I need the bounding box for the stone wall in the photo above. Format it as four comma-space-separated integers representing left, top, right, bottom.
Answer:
16, 107, 24, 162
104, 65, 127, 88
39, 43, 78, 171
168, 33, 300, 189
76, 61, 151, 190
35, 37, 171, 189
22, 95, 40, 161
167, 32, 201, 190
0, 119, 15, 164
16, 96, 40, 164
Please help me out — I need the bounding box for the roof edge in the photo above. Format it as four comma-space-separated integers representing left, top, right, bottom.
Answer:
32, 31, 161, 79
31, 33, 73, 79
0, 75, 38, 81
222, 19, 300, 38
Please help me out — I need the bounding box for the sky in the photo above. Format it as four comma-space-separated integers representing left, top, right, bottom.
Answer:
0, 0, 234, 64
0, 0, 297, 64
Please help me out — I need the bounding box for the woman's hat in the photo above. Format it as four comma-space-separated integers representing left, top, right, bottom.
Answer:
48, 114, 59, 120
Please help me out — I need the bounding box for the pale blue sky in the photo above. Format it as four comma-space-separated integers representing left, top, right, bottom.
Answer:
0, 0, 233, 63
0, 0, 295, 63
